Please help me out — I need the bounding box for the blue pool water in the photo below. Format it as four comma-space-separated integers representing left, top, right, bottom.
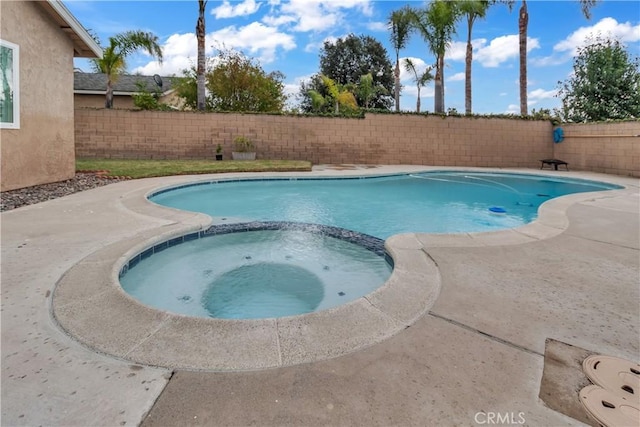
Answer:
120, 229, 391, 319
150, 172, 621, 238
124, 172, 620, 320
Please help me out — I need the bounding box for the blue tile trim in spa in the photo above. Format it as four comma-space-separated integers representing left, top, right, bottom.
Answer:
118, 221, 392, 279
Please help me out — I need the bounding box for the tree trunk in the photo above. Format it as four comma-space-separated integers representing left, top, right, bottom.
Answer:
434, 54, 444, 114
519, 0, 528, 116
394, 57, 400, 112
416, 87, 421, 113
196, 0, 207, 111
465, 15, 473, 115
105, 78, 113, 109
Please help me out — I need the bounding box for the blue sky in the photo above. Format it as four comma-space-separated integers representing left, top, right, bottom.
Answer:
67, 0, 640, 114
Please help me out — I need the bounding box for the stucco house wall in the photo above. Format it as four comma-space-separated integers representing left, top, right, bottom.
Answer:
0, 1, 100, 191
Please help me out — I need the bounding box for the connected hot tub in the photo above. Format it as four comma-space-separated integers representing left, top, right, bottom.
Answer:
119, 222, 392, 319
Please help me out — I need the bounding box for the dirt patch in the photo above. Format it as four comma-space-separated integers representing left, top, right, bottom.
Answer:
539, 338, 599, 426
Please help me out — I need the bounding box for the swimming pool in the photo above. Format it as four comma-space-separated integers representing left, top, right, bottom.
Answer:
120, 171, 621, 320
150, 172, 621, 238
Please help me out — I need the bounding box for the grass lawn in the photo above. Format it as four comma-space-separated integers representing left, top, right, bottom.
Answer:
76, 159, 312, 179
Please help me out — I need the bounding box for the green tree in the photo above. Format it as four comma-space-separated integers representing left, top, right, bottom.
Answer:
299, 74, 330, 113
557, 37, 640, 122
206, 49, 287, 112
506, 0, 599, 115
196, 0, 208, 111
409, 1, 460, 114
175, 50, 286, 112
132, 81, 173, 111
321, 75, 358, 114
458, 0, 490, 115
174, 66, 201, 110
403, 58, 433, 113
357, 73, 387, 110
388, 6, 413, 112
307, 89, 326, 113
91, 31, 163, 109
318, 34, 394, 109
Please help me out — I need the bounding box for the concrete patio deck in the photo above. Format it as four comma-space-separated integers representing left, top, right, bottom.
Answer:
1, 166, 638, 426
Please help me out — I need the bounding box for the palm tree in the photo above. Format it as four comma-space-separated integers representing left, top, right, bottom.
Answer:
308, 90, 326, 113
357, 73, 388, 110
403, 59, 433, 113
518, 0, 528, 115
388, 6, 412, 112
458, 0, 490, 115
196, 0, 208, 111
507, 0, 599, 116
409, 1, 459, 114
580, 0, 599, 19
320, 74, 358, 114
91, 31, 163, 108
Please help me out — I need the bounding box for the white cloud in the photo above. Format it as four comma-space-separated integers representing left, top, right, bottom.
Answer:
284, 73, 314, 101
305, 35, 341, 53
502, 89, 556, 110
133, 23, 296, 75
475, 35, 540, 67
399, 56, 435, 101
505, 104, 519, 114
527, 88, 557, 107
528, 88, 557, 100
366, 21, 387, 32
133, 32, 204, 75
447, 72, 465, 82
446, 39, 487, 62
446, 41, 467, 62
280, 1, 338, 32
402, 84, 434, 99
283, 73, 317, 108
283, 83, 300, 102
399, 57, 432, 84
530, 54, 568, 67
212, 0, 261, 19
263, 0, 373, 32
210, 22, 296, 63
532, 18, 640, 67
262, 14, 296, 27
554, 17, 640, 55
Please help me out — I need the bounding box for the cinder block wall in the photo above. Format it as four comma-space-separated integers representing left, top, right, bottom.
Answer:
75, 109, 554, 168
553, 122, 640, 177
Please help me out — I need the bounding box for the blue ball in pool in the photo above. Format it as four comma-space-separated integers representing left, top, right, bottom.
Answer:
489, 206, 507, 214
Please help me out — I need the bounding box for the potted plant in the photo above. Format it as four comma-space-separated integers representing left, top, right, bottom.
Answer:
232, 136, 256, 160
215, 144, 223, 161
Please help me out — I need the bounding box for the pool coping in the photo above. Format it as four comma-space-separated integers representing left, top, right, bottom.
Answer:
51, 167, 638, 371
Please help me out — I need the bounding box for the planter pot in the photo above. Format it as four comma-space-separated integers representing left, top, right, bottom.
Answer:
232, 152, 256, 161
215, 154, 223, 161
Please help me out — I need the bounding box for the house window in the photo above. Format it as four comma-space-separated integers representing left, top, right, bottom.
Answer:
1, 39, 19, 129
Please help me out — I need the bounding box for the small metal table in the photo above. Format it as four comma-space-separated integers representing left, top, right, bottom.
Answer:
540, 159, 569, 171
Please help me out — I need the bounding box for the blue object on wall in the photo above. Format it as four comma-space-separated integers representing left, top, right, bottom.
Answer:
553, 127, 564, 143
